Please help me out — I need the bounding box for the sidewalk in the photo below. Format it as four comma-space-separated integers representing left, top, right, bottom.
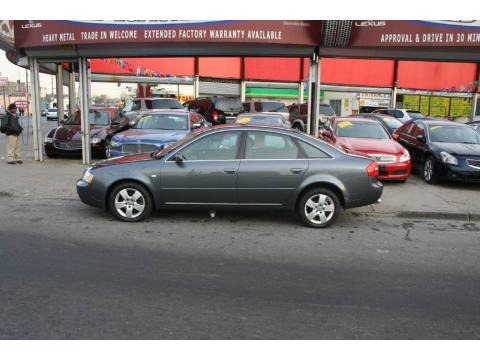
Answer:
0, 157, 478, 221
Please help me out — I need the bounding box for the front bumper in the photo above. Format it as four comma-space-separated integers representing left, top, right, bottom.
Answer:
378, 161, 411, 181
439, 163, 480, 183
76, 180, 106, 209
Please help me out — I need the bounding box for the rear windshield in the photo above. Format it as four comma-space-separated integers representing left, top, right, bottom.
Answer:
236, 115, 284, 126
254, 102, 288, 112
214, 98, 243, 112
336, 121, 390, 139
407, 111, 423, 118
88, 111, 110, 126
319, 104, 335, 116
145, 99, 183, 110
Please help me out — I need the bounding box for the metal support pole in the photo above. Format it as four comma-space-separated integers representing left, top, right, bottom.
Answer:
313, 56, 321, 138
56, 64, 64, 124
471, 93, 478, 121
240, 80, 246, 102
79, 57, 91, 165
69, 71, 76, 114
298, 82, 304, 104
194, 75, 200, 98
25, 69, 30, 116
29, 57, 43, 161
391, 86, 398, 108
306, 60, 315, 135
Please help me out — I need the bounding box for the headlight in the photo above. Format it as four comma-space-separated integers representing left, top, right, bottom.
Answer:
440, 151, 458, 165
110, 140, 121, 148
90, 137, 101, 144
44, 136, 53, 143
399, 149, 410, 162
82, 167, 94, 184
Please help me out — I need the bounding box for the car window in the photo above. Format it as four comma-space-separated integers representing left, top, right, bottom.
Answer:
428, 125, 480, 144
379, 116, 402, 130
214, 98, 243, 112
297, 140, 330, 158
254, 102, 288, 112
412, 123, 425, 137
319, 104, 335, 116
400, 122, 416, 135
136, 113, 188, 130
178, 131, 241, 160
88, 111, 110, 126
145, 99, 183, 110
336, 121, 390, 139
236, 115, 284, 126
131, 100, 141, 111
245, 132, 299, 159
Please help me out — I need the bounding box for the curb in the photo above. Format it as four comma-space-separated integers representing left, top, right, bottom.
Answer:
345, 210, 480, 222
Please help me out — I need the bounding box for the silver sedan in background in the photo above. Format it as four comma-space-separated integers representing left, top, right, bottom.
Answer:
77, 125, 383, 228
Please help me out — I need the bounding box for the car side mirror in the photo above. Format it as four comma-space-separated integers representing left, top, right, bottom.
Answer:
59, 119, 65, 125
392, 133, 400, 141
128, 120, 136, 127
192, 123, 202, 130
320, 129, 332, 138
416, 135, 426, 143
172, 153, 183, 163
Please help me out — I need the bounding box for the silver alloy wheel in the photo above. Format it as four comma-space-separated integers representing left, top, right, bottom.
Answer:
424, 159, 433, 181
114, 188, 145, 219
304, 193, 335, 225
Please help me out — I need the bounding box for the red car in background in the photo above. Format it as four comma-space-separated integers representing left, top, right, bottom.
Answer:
319, 117, 411, 181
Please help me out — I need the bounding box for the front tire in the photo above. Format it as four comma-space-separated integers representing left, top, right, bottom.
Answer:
297, 187, 341, 228
109, 182, 153, 222
423, 156, 439, 184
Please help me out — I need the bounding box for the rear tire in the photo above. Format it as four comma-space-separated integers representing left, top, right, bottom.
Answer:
109, 182, 153, 222
297, 187, 341, 228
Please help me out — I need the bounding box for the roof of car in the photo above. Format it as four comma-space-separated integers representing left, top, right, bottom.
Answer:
137, 109, 189, 115
414, 119, 469, 126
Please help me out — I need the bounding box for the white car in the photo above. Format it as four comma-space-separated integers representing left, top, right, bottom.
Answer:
372, 108, 424, 122
46, 108, 69, 121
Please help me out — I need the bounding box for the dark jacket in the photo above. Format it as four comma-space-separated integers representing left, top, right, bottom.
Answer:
3, 111, 23, 136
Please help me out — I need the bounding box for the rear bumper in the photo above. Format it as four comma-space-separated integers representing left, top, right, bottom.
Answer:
378, 161, 411, 181
345, 180, 383, 209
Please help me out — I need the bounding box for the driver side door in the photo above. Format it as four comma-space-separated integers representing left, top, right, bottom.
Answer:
159, 131, 242, 205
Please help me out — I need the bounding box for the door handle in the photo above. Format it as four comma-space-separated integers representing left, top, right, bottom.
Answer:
290, 168, 305, 174
223, 169, 236, 174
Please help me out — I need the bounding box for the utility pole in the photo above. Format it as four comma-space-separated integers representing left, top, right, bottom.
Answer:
26, 69, 30, 116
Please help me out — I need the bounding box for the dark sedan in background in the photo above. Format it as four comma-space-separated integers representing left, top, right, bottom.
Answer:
394, 119, 480, 183
45, 107, 127, 158
77, 125, 383, 228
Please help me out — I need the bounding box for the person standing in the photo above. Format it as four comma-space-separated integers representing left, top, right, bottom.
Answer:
3, 103, 23, 164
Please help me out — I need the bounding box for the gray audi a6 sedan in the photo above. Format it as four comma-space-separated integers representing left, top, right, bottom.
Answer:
77, 125, 383, 227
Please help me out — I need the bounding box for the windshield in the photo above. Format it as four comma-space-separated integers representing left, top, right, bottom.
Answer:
407, 111, 423, 118
380, 116, 402, 129
236, 115, 284, 126
254, 102, 288, 113
145, 99, 183, 110
135, 113, 189, 130
336, 121, 390, 139
319, 104, 335, 116
215, 98, 243, 112
64, 110, 110, 126
428, 125, 480, 144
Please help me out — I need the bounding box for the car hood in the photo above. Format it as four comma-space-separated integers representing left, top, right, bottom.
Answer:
54, 124, 106, 141
431, 142, 480, 156
113, 129, 189, 144
335, 137, 404, 156
93, 152, 154, 168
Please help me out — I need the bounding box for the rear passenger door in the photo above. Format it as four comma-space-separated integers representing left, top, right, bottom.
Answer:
237, 131, 308, 206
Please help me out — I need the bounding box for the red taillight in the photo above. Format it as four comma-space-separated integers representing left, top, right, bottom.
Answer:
212, 110, 218, 121
366, 161, 379, 177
